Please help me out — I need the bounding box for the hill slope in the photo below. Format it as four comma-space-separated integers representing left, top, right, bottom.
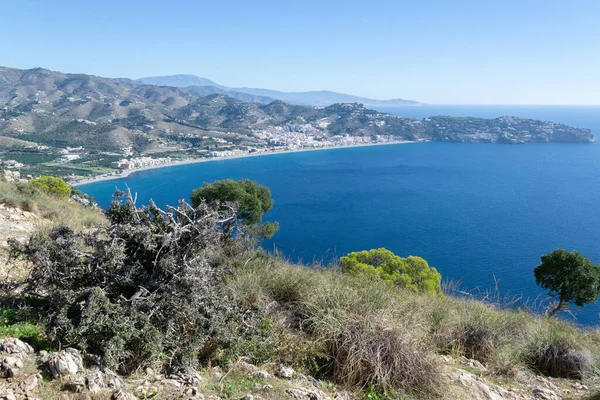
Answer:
0, 65, 594, 181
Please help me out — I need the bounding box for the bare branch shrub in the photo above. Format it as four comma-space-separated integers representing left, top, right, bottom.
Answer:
9, 189, 254, 374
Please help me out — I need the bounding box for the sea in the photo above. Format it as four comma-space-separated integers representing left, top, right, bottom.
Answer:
79, 105, 600, 325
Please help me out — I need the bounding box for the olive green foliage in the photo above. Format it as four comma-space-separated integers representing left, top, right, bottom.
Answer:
30, 175, 71, 199
340, 248, 442, 294
191, 179, 279, 238
534, 249, 600, 316
9, 191, 258, 374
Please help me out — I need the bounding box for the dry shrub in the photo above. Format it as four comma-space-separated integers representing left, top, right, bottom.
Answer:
324, 316, 439, 395
434, 300, 533, 364
20, 200, 38, 214
524, 325, 595, 379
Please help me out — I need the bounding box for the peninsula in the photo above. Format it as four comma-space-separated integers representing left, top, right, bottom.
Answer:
0, 66, 594, 182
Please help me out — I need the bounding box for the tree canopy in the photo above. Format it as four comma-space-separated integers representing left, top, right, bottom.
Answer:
340, 248, 442, 295
534, 248, 600, 317
191, 179, 278, 238
30, 176, 71, 199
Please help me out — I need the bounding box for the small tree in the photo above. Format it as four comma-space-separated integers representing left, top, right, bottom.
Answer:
534, 249, 600, 317
340, 248, 442, 295
30, 176, 71, 199
191, 179, 278, 239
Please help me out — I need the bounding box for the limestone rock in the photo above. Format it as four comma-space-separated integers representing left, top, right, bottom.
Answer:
0, 338, 34, 355
111, 389, 137, 400
17, 373, 42, 394
240, 395, 254, 400
277, 364, 295, 379
285, 387, 331, 400
531, 386, 558, 400
49, 348, 84, 378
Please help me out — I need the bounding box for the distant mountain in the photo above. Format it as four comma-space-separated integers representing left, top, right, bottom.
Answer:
186, 86, 278, 104
135, 74, 422, 107
137, 74, 224, 89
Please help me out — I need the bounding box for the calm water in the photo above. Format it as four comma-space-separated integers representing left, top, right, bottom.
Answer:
80, 105, 600, 325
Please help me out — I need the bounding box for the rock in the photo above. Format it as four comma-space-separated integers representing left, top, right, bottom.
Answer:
460, 356, 488, 371
48, 348, 83, 378
17, 373, 42, 394
571, 381, 588, 391
0, 338, 34, 355
253, 370, 271, 379
78, 395, 93, 400
285, 388, 331, 400
105, 368, 124, 389
440, 354, 453, 362
67, 376, 87, 393
0, 387, 16, 400
531, 386, 558, 400
262, 385, 273, 391
240, 395, 254, 400
85, 369, 105, 393
0, 383, 17, 400
38, 350, 50, 363
111, 389, 137, 400
2, 356, 23, 370
454, 370, 505, 400
164, 378, 182, 388
183, 387, 199, 397
277, 364, 295, 379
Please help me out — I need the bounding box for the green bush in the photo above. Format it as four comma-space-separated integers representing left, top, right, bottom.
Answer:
340, 248, 442, 294
30, 176, 71, 199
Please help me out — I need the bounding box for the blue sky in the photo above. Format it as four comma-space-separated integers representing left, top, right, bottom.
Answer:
1, 0, 599, 104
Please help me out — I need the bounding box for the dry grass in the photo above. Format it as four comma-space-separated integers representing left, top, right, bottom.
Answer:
229, 254, 600, 396
0, 180, 106, 232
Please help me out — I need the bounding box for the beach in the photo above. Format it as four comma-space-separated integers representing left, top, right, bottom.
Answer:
74, 140, 418, 186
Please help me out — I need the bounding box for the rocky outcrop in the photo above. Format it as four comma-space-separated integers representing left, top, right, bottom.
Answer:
48, 348, 84, 377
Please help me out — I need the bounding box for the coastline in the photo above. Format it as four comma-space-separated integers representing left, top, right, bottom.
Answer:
74, 140, 418, 186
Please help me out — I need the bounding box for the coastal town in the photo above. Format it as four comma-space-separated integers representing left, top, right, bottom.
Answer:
0, 132, 415, 185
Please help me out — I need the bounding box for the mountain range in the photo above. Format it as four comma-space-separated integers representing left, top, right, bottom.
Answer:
136, 75, 422, 107
0, 66, 594, 158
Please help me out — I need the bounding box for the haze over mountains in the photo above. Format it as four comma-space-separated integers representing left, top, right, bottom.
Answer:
136, 74, 423, 107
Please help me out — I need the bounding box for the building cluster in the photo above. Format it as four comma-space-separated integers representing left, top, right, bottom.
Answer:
1, 160, 24, 168
111, 157, 174, 170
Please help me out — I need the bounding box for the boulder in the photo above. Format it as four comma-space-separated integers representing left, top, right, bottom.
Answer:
531, 386, 558, 400
276, 364, 295, 379
111, 389, 137, 400
285, 387, 331, 400
17, 373, 42, 394
49, 348, 84, 378
0, 338, 34, 355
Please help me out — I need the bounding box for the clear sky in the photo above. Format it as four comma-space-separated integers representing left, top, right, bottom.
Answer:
2, 0, 599, 105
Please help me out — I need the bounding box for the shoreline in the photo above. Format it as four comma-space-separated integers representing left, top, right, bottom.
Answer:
74, 140, 419, 186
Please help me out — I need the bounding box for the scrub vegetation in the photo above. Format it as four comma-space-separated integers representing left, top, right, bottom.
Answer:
1, 178, 600, 399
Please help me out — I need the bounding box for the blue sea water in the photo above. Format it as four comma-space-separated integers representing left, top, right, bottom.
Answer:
79, 105, 600, 325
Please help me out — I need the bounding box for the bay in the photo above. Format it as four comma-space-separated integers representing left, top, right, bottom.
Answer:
79, 105, 600, 325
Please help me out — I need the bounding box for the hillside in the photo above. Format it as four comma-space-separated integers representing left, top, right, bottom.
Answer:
0, 66, 595, 181
0, 180, 598, 399
136, 74, 422, 106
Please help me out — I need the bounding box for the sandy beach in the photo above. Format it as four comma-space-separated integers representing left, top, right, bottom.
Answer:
74, 140, 419, 186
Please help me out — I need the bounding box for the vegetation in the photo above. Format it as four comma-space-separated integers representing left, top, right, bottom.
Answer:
30, 175, 72, 199
0, 180, 106, 231
191, 179, 279, 239
2, 179, 600, 398
534, 249, 600, 317
340, 248, 442, 294
8, 190, 256, 374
